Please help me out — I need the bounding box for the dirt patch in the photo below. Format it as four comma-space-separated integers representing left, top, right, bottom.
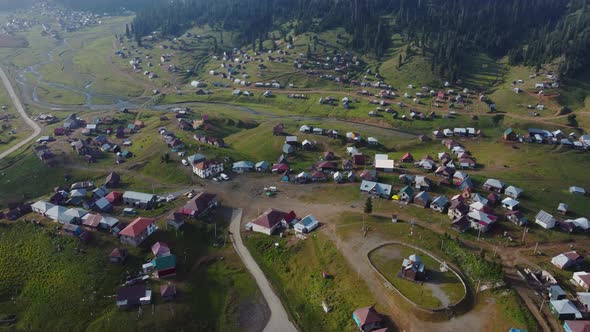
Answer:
237, 300, 270, 332
0, 35, 28, 48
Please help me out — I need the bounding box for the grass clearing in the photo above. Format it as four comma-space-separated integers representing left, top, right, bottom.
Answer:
369, 243, 466, 309
244, 231, 378, 332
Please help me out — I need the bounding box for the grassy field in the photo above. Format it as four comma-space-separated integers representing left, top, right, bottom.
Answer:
369, 243, 465, 309
0, 209, 264, 331
0, 81, 31, 154
244, 231, 379, 332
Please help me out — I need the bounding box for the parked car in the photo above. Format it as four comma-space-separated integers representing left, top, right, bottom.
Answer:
181, 159, 189, 166
165, 194, 175, 202
219, 173, 229, 181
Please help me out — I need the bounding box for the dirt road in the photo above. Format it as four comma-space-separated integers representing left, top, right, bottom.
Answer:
229, 208, 298, 332
0, 65, 41, 160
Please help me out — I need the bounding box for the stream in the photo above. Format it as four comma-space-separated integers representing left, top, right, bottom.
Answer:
10, 36, 416, 138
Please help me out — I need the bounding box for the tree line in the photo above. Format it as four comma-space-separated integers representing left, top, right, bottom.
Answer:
62, 0, 590, 80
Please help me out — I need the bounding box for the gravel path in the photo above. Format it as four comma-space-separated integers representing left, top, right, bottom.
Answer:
229, 208, 298, 332
0, 65, 41, 160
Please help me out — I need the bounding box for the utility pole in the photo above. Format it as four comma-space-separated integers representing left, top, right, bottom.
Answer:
477, 228, 481, 241
521, 226, 528, 244
534, 242, 538, 255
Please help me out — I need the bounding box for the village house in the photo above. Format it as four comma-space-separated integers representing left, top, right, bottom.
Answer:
467, 210, 497, 232
109, 248, 128, 264
563, 320, 590, 332
375, 159, 394, 173
232, 161, 255, 173
294, 215, 320, 234
144, 254, 177, 279
551, 251, 584, 270
574, 272, 590, 291
31, 201, 55, 216
504, 185, 524, 199
352, 306, 385, 332
549, 285, 567, 301
283, 143, 294, 154
506, 211, 528, 226
448, 200, 468, 220
116, 284, 151, 309
193, 160, 224, 178
401, 254, 425, 281
398, 186, 414, 203
550, 300, 582, 320
501, 197, 520, 211
255, 161, 270, 172
119, 217, 157, 247
160, 283, 177, 301
401, 152, 414, 163
360, 181, 392, 199
536, 210, 557, 229
179, 192, 217, 218
359, 170, 377, 182
249, 208, 297, 235
430, 196, 449, 213
483, 178, 505, 192
414, 191, 431, 208
122, 191, 157, 210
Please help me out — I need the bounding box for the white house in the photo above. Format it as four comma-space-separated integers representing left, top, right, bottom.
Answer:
250, 208, 296, 235
193, 160, 224, 179
535, 210, 556, 229
504, 186, 523, 199
294, 215, 320, 234
501, 197, 520, 211
31, 201, 55, 215
375, 159, 394, 172
574, 272, 590, 291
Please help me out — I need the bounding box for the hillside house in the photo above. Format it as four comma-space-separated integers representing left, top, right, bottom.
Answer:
119, 217, 157, 247
232, 161, 255, 173
399, 186, 414, 203
504, 128, 517, 141
401, 152, 414, 163
250, 208, 297, 235
574, 272, 590, 291
550, 300, 582, 320
483, 179, 505, 192
294, 215, 320, 234
31, 201, 55, 215
552, 251, 584, 270
536, 210, 556, 229
179, 192, 217, 218
506, 211, 528, 226
360, 181, 392, 199
109, 248, 128, 264
570, 186, 586, 195
467, 210, 497, 232
430, 196, 449, 213
352, 306, 384, 332
375, 159, 394, 172
401, 254, 425, 281
359, 170, 377, 182
283, 144, 294, 154
323, 151, 335, 160
255, 161, 270, 172
193, 160, 224, 178
448, 200, 468, 220
415, 176, 434, 191
414, 191, 431, 208
563, 321, 590, 332
505, 186, 523, 199
116, 285, 151, 309
122, 191, 157, 210
273, 123, 284, 136
317, 161, 338, 173
501, 197, 520, 211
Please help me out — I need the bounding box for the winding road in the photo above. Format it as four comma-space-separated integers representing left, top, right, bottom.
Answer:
0, 65, 41, 160
229, 208, 298, 332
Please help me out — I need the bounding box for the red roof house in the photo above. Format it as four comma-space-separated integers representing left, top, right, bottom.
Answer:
105, 191, 123, 204
151, 242, 171, 257
352, 306, 384, 332
179, 192, 217, 217
109, 248, 128, 263
250, 208, 297, 235
401, 152, 414, 163
119, 217, 157, 247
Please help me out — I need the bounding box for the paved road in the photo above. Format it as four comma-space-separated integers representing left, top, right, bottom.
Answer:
0, 65, 41, 160
229, 208, 298, 332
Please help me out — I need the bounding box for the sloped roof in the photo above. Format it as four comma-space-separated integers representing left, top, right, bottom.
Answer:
353, 306, 382, 327
252, 208, 288, 229
151, 242, 170, 257
550, 300, 582, 318
119, 217, 155, 237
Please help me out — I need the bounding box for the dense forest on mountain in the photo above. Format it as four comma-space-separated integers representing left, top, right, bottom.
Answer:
60, 0, 590, 80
